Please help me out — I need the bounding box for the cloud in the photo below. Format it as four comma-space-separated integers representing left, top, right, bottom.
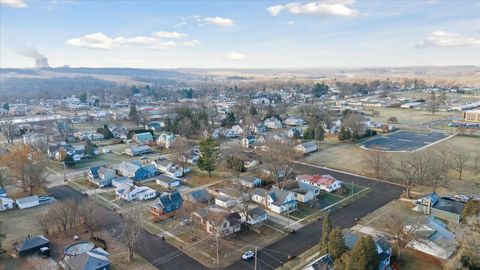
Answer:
0, 0, 27, 8
267, 0, 357, 17
224, 51, 247, 61
416, 31, 480, 48
204, 16, 234, 27
181, 40, 201, 47
153, 31, 187, 39
66, 31, 198, 50
267, 5, 285, 16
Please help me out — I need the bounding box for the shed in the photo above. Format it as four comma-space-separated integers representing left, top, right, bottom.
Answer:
16, 195, 40, 209
15, 235, 50, 256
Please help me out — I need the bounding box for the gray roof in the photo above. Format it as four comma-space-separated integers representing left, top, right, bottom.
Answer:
157, 174, 179, 184
433, 198, 464, 215
249, 207, 267, 218
66, 251, 110, 270
15, 235, 49, 252
300, 141, 317, 149
16, 195, 39, 205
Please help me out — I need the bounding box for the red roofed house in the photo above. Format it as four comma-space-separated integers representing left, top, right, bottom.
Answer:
295, 174, 342, 193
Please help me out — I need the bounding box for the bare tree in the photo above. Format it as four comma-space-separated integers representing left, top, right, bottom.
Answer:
342, 113, 364, 141
394, 153, 425, 199
425, 151, 447, 193
35, 214, 52, 236
361, 147, 393, 179
1, 120, 15, 145
451, 147, 470, 180
435, 147, 452, 183
474, 154, 480, 176
259, 139, 296, 189
383, 212, 426, 264
170, 136, 189, 175
24, 152, 48, 195
50, 200, 73, 236
425, 91, 439, 115
120, 207, 144, 262
0, 167, 9, 189
81, 198, 99, 238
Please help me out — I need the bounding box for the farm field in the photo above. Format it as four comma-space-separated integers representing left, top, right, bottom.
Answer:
369, 107, 458, 126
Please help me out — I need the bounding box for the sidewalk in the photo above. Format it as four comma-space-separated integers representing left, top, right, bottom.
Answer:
265, 209, 304, 231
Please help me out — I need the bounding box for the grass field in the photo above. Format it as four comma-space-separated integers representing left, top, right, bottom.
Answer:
369, 107, 458, 126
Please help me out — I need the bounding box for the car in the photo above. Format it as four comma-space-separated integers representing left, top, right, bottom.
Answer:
242, 250, 255, 260
180, 218, 192, 226
140, 155, 148, 160
72, 235, 80, 240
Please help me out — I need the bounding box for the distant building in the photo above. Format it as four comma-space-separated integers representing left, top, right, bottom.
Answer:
125, 145, 152, 156
462, 109, 480, 122
296, 174, 342, 193
295, 141, 318, 155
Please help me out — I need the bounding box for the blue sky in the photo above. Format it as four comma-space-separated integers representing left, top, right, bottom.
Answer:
1, 0, 479, 68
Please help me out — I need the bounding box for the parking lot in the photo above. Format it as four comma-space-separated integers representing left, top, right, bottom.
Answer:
361, 130, 451, 152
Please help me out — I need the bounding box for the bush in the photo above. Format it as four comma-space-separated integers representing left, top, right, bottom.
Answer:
388, 117, 398, 123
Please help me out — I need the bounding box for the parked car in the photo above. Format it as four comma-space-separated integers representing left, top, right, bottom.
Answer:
242, 250, 255, 260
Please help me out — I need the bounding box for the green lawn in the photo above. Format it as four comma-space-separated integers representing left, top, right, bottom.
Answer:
370, 107, 458, 126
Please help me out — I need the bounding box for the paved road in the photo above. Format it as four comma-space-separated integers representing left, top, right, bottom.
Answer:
48, 161, 403, 270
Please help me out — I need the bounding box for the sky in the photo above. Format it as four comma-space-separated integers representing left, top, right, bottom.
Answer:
0, 0, 479, 68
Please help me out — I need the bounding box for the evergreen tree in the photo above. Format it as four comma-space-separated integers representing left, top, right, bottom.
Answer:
348, 236, 379, 270
197, 137, 219, 177
131, 85, 140, 95
249, 105, 258, 116
2, 103, 9, 111
320, 212, 332, 254
222, 112, 236, 126
79, 92, 87, 103
314, 123, 325, 141
84, 139, 95, 156
64, 154, 76, 167
338, 126, 348, 141
303, 127, 315, 140
328, 227, 347, 260
312, 83, 329, 97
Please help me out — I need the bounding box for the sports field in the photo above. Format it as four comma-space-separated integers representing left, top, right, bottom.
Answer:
361, 131, 450, 152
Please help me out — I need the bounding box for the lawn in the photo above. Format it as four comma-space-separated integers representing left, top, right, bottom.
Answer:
185, 168, 225, 187
370, 107, 458, 127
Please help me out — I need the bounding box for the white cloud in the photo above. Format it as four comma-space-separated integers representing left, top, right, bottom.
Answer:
224, 51, 247, 61
153, 31, 187, 39
0, 0, 27, 8
204, 16, 234, 27
66, 31, 198, 50
267, 0, 357, 17
416, 31, 480, 48
267, 5, 285, 16
181, 40, 201, 47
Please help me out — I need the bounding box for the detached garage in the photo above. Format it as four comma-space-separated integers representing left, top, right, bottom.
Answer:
15, 235, 50, 256
16, 195, 40, 209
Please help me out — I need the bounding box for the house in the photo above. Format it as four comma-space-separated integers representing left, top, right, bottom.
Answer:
188, 189, 213, 204
115, 183, 157, 201
295, 141, 318, 155
406, 217, 457, 259
0, 194, 15, 211
303, 254, 334, 270
254, 123, 267, 133
414, 193, 465, 223
239, 176, 263, 188
156, 174, 181, 189
88, 166, 116, 187
239, 207, 268, 226
15, 235, 50, 256
214, 188, 239, 208
64, 248, 111, 270
124, 145, 152, 157
156, 133, 176, 149
242, 135, 256, 148
151, 159, 187, 178
252, 187, 297, 214
111, 177, 133, 188
148, 121, 164, 131
288, 127, 303, 138
285, 116, 305, 126
264, 117, 282, 129
16, 195, 40, 209
132, 132, 154, 144
150, 192, 183, 218
296, 174, 342, 193
231, 125, 244, 135
208, 212, 242, 236
344, 233, 392, 270
283, 181, 320, 203
117, 160, 158, 181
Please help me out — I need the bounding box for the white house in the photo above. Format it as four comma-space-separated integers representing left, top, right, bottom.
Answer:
16, 195, 40, 209
215, 195, 237, 208
264, 117, 282, 129
239, 207, 268, 226
296, 174, 342, 193
252, 187, 297, 214
295, 141, 318, 155
285, 117, 305, 126
0, 196, 15, 211
116, 183, 157, 201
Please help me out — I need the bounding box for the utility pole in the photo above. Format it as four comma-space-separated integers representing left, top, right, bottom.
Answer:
254, 246, 257, 270
216, 233, 219, 267
351, 181, 354, 202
